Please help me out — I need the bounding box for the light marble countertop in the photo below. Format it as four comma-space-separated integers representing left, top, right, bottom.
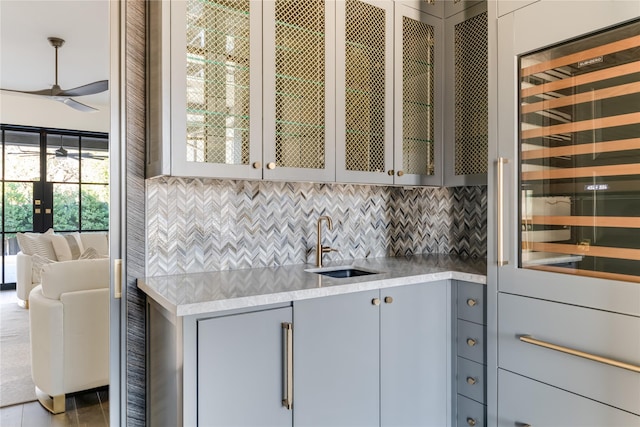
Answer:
137, 254, 487, 317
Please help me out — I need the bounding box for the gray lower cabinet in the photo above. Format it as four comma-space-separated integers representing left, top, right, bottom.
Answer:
453, 281, 486, 427
147, 299, 293, 427
197, 307, 293, 427
293, 282, 449, 427
498, 369, 640, 427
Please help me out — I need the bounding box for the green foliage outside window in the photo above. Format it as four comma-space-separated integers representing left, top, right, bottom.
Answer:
3, 182, 33, 232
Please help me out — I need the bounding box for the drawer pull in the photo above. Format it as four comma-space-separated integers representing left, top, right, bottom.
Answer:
467, 417, 477, 426
519, 335, 640, 374
466, 338, 477, 347
372, 298, 381, 306
384, 296, 393, 304
466, 376, 477, 385
466, 298, 477, 307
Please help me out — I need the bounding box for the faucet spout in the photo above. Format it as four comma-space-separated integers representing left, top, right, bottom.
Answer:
316, 216, 336, 267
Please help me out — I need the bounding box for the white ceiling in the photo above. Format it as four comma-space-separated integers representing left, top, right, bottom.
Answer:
0, 0, 110, 108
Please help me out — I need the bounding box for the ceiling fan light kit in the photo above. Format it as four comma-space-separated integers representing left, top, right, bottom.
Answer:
0, 37, 108, 112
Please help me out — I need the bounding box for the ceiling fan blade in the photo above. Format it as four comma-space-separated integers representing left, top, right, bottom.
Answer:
61, 98, 99, 113
0, 87, 55, 96
59, 80, 108, 97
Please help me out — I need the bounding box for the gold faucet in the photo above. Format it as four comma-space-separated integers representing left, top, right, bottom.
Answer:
316, 215, 338, 267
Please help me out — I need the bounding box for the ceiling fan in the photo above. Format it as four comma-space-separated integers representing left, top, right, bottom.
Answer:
0, 37, 108, 113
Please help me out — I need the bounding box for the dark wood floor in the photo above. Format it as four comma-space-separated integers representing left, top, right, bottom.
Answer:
0, 387, 109, 427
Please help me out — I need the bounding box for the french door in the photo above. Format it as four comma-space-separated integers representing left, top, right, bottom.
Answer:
1, 125, 109, 287
496, 3, 640, 315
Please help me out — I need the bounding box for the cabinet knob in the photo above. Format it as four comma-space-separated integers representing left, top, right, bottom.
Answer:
397, 170, 404, 177
267, 162, 276, 170
384, 296, 393, 304
372, 298, 381, 306
466, 298, 477, 307
466, 338, 477, 347
388, 169, 394, 176
252, 161, 261, 169
466, 376, 477, 385
466, 417, 477, 426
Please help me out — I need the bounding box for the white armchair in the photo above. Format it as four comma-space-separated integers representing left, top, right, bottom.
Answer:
28, 257, 110, 414
17, 231, 109, 307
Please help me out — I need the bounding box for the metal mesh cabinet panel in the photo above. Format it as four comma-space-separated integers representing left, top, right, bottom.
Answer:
402, 16, 435, 176
344, 0, 387, 174
453, 10, 488, 176
185, 0, 252, 166
274, 0, 326, 170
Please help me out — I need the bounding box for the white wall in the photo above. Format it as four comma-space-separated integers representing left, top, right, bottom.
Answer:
0, 92, 109, 133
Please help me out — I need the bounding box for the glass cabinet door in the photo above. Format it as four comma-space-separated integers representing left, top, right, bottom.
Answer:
336, 0, 394, 185
519, 19, 640, 284
263, 0, 336, 182
394, 3, 442, 186
168, 0, 263, 179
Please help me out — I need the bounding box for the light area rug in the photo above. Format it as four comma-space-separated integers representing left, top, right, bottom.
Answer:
0, 302, 36, 407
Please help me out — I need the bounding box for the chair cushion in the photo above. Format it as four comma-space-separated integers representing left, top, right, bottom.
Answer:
31, 254, 57, 283
40, 258, 110, 300
50, 233, 84, 261
79, 232, 108, 256
16, 229, 56, 260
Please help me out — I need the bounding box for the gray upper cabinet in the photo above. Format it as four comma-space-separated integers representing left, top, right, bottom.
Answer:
444, 0, 483, 18
443, 1, 488, 186
337, 1, 442, 186
393, 3, 444, 186
395, 0, 445, 18
263, 0, 336, 182
148, 0, 488, 187
336, 0, 395, 185
294, 282, 449, 426
147, 0, 263, 180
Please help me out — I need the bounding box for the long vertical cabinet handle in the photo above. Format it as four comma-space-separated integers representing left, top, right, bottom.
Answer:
497, 157, 509, 266
282, 322, 293, 410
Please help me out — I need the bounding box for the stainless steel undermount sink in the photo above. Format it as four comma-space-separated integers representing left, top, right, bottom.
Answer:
305, 266, 382, 278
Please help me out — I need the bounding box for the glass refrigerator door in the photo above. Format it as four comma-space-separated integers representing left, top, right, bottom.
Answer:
519, 19, 640, 283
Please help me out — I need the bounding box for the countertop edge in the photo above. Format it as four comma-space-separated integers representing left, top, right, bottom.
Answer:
140, 268, 486, 317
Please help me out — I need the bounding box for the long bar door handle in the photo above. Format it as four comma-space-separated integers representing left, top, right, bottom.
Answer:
282, 322, 293, 410
497, 157, 509, 266
519, 335, 640, 373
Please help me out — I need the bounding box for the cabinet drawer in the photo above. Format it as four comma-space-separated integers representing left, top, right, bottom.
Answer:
457, 394, 485, 427
457, 281, 485, 325
457, 357, 485, 404
498, 369, 640, 427
457, 320, 485, 364
499, 293, 640, 416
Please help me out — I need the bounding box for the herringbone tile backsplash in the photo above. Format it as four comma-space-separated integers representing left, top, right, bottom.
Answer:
146, 178, 487, 276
